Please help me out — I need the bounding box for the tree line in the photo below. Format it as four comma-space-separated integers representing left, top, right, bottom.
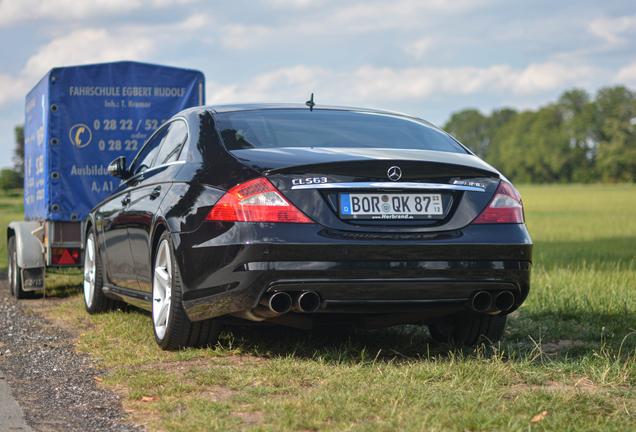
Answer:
0, 125, 23, 194
4, 86, 635, 191
443, 86, 636, 183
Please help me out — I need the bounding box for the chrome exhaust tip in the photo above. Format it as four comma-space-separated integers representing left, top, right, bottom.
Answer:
470, 291, 492, 313
260, 291, 293, 314
494, 291, 515, 312
295, 291, 321, 313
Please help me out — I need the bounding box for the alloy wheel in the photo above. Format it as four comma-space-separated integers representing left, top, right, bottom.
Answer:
153, 239, 172, 340
84, 235, 96, 308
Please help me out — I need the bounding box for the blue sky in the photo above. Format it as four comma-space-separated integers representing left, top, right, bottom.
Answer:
1, 0, 635, 169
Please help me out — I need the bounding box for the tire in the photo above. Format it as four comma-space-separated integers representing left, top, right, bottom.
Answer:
84, 229, 118, 313
152, 232, 221, 350
8, 236, 29, 299
428, 314, 507, 346
8, 236, 18, 297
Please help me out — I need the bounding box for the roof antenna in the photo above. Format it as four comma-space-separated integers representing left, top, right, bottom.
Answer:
306, 93, 315, 111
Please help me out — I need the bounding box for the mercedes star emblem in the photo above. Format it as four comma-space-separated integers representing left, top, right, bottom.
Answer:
387, 166, 402, 181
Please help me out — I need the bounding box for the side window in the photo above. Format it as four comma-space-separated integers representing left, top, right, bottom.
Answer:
129, 124, 170, 175
154, 120, 188, 166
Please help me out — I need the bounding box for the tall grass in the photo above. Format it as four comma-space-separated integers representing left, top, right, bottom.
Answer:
517, 184, 636, 350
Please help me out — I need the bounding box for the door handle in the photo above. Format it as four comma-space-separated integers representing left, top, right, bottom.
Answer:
121, 195, 131, 206
149, 187, 161, 200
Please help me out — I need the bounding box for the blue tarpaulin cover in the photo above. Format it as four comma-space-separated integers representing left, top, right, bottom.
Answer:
24, 61, 204, 221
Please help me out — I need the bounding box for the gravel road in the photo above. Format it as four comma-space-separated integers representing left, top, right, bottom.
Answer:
0, 278, 143, 432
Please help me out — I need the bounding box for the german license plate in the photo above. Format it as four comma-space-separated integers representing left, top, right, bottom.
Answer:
339, 193, 443, 220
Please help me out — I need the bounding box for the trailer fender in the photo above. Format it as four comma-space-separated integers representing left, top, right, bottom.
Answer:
8, 221, 45, 269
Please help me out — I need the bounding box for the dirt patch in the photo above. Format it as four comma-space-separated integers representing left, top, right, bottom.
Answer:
0, 279, 142, 432
504, 378, 629, 398
541, 338, 588, 353
5, 288, 275, 430
234, 407, 266, 427
508, 337, 600, 361
123, 354, 267, 378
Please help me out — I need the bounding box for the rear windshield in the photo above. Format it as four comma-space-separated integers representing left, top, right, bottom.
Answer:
214, 109, 468, 154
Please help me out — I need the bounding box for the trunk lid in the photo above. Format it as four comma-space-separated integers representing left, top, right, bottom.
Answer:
231, 148, 502, 232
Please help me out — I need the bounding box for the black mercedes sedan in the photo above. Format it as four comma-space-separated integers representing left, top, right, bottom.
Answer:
83, 103, 532, 350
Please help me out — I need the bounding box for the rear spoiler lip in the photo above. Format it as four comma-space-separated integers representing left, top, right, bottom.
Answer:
291, 182, 487, 192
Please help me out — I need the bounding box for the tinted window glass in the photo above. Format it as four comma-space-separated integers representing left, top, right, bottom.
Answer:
214, 110, 468, 154
154, 120, 187, 166
129, 124, 169, 175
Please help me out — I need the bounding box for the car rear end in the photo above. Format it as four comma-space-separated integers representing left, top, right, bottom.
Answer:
178, 107, 532, 336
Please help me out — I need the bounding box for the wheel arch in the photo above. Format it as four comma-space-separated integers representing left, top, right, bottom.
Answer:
84, 217, 94, 247
151, 218, 168, 273
7, 221, 45, 269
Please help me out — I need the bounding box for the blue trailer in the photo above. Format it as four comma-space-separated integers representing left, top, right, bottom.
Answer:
7, 61, 205, 298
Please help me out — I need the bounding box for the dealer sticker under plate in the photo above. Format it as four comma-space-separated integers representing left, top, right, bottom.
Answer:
339, 193, 443, 220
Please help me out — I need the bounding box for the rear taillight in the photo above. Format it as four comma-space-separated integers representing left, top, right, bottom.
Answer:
472, 181, 525, 224
52, 248, 81, 265
206, 177, 314, 223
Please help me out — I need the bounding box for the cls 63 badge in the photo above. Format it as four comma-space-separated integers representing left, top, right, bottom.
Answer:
292, 177, 329, 186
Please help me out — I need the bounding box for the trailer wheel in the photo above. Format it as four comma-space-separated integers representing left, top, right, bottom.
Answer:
8, 236, 29, 299
83, 229, 113, 313
8, 236, 18, 296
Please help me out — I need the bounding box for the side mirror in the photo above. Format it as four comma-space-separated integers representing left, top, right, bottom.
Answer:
108, 156, 127, 179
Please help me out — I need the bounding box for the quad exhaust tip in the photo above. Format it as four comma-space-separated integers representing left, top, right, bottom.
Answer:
470, 290, 515, 313
471, 291, 492, 313
260, 291, 293, 314
295, 291, 321, 313
259, 291, 322, 315
494, 291, 515, 312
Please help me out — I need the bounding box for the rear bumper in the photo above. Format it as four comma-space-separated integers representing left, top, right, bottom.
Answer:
174, 222, 532, 321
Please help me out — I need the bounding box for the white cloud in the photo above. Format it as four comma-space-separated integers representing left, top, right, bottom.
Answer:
269, 0, 334, 8
21, 28, 155, 81
589, 14, 636, 45
0, 13, 213, 106
615, 61, 636, 85
207, 65, 331, 104
206, 61, 606, 106
220, 24, 273, 50
512, 62, 598, 94
118, 13, 211, 37
0, 74, 28, 106
172, 14, 209, 31
221, 0, 497, 46
404, 37, 433, 59
0, 0, 141, 25
268, 0, 490, 15
318, 0, 495, 34
349, 62, 602, 99
0, 28, 155, 105
0, 0, 202, 26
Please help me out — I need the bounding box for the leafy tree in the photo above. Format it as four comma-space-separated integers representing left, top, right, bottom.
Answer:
556, 89, 597, 182
487, 105, 581, 183
487, 111, 537, 183
443, 108, 517, 158
13, 124, 25, 183
490, 108, 517, 129
592, 86, 636, 182
0, 169, 21, 195
444, 85, 636, 184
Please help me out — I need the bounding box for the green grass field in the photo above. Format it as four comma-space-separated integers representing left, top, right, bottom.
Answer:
4, 184, 636, 431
